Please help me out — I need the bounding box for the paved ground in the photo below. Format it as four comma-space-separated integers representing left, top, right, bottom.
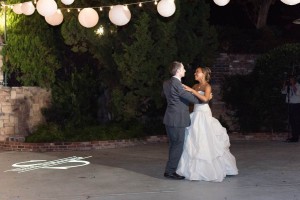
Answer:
0, 141, 300, 200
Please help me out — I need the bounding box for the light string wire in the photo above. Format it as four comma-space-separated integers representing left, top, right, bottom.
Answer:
1, 0, 159, 11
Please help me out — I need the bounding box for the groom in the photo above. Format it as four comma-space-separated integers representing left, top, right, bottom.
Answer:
163, 61, 202, 180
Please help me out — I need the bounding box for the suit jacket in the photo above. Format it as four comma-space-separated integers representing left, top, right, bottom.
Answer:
163, 77, 201, 127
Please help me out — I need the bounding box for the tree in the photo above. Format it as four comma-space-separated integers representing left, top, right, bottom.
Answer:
110, 0, 218, 122
177, 0, 218, 66
1, 5, 61, 88
177, 0, 218, 86
2, 0, 218, 127
237, 0, 276, 29
112, 12, 177, 121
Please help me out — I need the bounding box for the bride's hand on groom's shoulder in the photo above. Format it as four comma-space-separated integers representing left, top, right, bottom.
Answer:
182, 84, 193, 92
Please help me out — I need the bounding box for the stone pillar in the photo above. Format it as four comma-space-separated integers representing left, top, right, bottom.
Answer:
210, 53, 258, 131
0, 46, 4, 85
0, 87, 51, 142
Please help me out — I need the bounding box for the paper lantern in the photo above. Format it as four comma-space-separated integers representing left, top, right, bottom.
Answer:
61, 0, 74, 6
109, 5, 131, 26
293, 18, 300, 24
13, 3, 23, 14
21, 1, 35, 16
157, 0, 176, 17
45, 10, 64, 26
213, 0, 230, 6
280, 0, 300, 5
37, 0, 58, 17
78, 8, 99, 28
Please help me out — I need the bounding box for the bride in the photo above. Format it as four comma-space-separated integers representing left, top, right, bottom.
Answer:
176, 67, 238, 182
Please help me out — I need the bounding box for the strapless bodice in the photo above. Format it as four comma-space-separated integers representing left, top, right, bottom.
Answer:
193, 91, 211, 113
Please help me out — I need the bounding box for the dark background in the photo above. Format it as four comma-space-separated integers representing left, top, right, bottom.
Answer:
209, 1, 300, 40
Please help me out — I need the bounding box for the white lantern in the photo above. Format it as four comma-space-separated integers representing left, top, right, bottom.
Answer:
61, 0, 74, 6
13, 3, 23, 14
37, 0, 58, 17
293, 18, 300, 25
213, 0, 230, 6
109, 5, 131, 26
280, 0, 300, 5
45, 10, 64, 26
78, 8, 99, 28
21, 1, 35, 16
157, 0, 176, 17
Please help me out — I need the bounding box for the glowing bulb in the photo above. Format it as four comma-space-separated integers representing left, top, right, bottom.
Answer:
139, 2, 142, 7
99, 7, 103, 11
67, 9, 70, 12
95, 26, 104, 36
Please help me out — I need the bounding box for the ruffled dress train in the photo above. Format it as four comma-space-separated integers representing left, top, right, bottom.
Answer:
176, 100, 238, 182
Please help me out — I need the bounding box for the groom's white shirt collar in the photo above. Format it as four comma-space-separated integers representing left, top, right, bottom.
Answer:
173, 76, 181, 82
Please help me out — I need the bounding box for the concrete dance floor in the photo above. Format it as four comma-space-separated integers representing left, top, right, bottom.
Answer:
0, 141, 299, 200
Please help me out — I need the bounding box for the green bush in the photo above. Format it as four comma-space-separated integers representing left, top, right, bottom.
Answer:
25, 121, 147, 143
221, 43, 300, 132
25, 123, 65, 143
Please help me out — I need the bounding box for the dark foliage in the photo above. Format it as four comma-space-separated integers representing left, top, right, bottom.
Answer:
221, 43, 300, 132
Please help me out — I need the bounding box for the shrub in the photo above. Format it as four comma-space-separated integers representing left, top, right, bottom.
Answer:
25, 121, 147, 143
25, 123, 65, 143
221, 43, 300, 132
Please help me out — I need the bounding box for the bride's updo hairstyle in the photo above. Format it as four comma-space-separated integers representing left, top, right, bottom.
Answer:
199, 67, 211, 82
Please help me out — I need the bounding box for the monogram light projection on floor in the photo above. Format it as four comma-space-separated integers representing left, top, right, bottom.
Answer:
4, 156, 92, 173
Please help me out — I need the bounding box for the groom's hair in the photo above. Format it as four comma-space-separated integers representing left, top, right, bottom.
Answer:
170, 61, 182, 76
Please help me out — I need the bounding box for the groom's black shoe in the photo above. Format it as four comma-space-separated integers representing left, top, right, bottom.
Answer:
164, 172, 185, 180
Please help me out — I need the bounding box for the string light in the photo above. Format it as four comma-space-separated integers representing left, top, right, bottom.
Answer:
1, 0, 158, 11
95, 25, 104, 36
2, 0, 176, 28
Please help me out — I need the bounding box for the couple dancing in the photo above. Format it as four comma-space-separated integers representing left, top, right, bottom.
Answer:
163, 61, 238, 182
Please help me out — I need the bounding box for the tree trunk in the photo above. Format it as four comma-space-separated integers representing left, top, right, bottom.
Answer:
238, 0, 276, 30
255, 0, 274, 29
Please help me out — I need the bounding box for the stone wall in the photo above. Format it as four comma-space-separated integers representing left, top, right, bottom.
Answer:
210, 53, 258, 131
0, 133, 288, 152
0, 87, 51, 141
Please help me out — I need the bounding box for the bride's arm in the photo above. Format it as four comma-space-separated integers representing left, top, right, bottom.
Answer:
183, 84, 211, 103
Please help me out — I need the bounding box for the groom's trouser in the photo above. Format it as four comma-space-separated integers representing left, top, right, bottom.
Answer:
289, 103, 300, 140
165, 126, 185, 174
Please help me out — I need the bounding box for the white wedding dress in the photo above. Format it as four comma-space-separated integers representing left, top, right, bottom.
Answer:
177, 91, 238, 182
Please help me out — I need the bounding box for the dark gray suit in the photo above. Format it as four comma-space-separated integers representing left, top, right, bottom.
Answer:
163, 77, 201, 174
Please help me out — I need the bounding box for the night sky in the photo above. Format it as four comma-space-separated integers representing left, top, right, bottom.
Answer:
208, 0, 300, 39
